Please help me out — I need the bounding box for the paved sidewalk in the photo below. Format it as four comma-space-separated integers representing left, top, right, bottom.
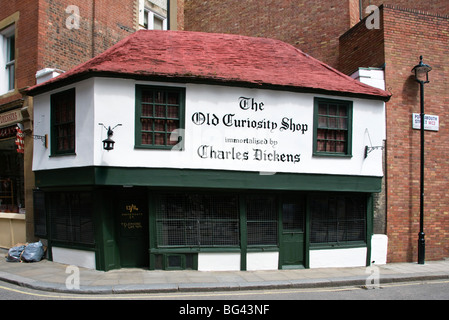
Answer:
1, 248, 448, 294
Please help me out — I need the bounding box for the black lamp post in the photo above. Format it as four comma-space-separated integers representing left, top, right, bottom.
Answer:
411, 56, 432, 265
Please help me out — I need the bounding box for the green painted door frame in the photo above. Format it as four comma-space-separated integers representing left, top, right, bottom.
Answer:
279, 196, 306, 269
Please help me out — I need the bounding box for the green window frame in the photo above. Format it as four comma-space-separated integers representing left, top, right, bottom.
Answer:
313, 97, 353, 157
135, 85, 185, 150
50, 88, 76, 156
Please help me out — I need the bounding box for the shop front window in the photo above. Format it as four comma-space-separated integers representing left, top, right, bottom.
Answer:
47, 192, 95, 245
0, 125, 24, 213
310, 194, 366, 245
155, 193, 239, 247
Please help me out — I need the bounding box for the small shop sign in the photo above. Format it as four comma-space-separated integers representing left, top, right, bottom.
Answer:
0, 110, 23, 128
412, 113, 439, 131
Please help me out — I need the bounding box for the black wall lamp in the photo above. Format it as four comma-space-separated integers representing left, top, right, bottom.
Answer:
99, 123, 122, 151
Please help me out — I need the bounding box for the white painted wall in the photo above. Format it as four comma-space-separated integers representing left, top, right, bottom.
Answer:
33, 78, 385, 178
351, 68, 385, 90
371, 234, 388, 265
52, 247, 96, 269
197, 252, 240, 271
309, 247, 367, 268
247, 252, 279, 271
32, 79, 95, 171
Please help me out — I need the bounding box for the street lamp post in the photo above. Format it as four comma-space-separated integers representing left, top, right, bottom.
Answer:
411, 56, 432, 265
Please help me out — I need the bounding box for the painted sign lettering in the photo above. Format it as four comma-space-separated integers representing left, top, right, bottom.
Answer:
190, 96, 307, 165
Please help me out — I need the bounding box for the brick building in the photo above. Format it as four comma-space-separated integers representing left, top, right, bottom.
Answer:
340, 5, 449, 262
0, 0, 183, 246
185, 0, 448, 69
184, 1, 449, 263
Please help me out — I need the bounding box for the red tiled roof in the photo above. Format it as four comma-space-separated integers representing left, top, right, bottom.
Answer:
28, 30, 390, 100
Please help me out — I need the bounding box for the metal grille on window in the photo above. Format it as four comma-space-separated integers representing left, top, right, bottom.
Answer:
247, 195, 278, 246
310, 195, 366, 244
48, 192, 95, 244
155, 193, 239, 247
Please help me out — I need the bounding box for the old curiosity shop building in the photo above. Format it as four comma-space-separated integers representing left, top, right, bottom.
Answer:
27, 30, 391, 271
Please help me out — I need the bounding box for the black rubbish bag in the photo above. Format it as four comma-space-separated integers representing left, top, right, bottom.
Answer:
21, 241, 44, 263
6, 245, 26, 262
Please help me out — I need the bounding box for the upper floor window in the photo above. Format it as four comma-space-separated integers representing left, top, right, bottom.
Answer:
144, 10, 167, 30
51, 89, 76, 155
135, 85, 185, 149
313, 98, 353, 157
0, 24, 15, 95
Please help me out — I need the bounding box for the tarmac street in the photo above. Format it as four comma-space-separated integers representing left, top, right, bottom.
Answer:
1, 248, 449, 295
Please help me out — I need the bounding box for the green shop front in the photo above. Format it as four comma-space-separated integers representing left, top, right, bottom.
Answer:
33, 167, 378, 271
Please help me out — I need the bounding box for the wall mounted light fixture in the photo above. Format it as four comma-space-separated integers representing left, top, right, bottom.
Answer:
99, 123, 122, 151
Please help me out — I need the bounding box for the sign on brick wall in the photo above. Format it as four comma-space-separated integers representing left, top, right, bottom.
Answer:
412, 113, 439, 131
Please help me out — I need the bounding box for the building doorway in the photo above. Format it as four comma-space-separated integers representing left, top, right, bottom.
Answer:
117, 191, 149, 268
279, 197, 305, 269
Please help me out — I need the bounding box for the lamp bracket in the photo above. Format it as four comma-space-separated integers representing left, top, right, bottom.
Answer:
32, 134, 48, 148
364, 145, 384, 158
99, 123, 122, 136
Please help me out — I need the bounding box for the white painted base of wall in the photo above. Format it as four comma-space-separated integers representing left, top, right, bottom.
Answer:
309, 247, 367, 268
197, 252, 240, 271
198, 252, 279, 271
247, 252, 279, 271
52, 247, 96, 269
370, 234, 388, 265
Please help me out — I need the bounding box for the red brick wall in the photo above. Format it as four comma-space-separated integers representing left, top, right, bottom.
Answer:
361, 0, 449, 18
339, 9, 385, 75
38, 0, 137, 72
382, 6, 449, 262
0, 1, 39, 105
185, 0, 449, 69
176, 0, 185, 30
184, 0, 354, 68
0, 0, 137, 106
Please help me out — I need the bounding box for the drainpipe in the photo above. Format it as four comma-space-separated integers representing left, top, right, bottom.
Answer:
359, 0, 363, 21
167, 0, 171, 30
92, 0, 96, 57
